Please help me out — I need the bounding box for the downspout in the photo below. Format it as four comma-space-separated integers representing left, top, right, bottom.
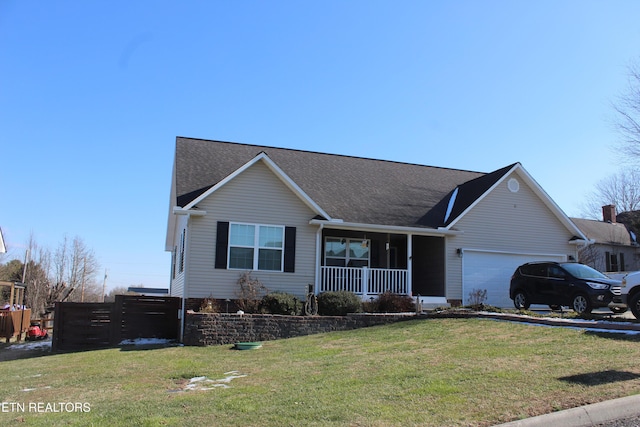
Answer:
179, 217, 191, 344
169, 247, 175, 297
314, 223, 324, 294
180, 299, 186, 344
172, 207, 206, 344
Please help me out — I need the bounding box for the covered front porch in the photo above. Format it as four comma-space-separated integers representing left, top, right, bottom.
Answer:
313, 226, 447, 301
320, 266, 409, 299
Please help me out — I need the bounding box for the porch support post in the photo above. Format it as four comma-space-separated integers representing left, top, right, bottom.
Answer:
407, 234, 413, 296
314, 225, 323, 294
362, 267, 368, 301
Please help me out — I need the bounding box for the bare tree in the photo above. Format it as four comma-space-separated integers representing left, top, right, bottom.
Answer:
1, 234, 103, 317
613, 58, 640, 160
580, 168, 640, 218
23, 235, 54, 317
17, 234, 88, 316
52, 235, 101, 302
578, 243, 601, 270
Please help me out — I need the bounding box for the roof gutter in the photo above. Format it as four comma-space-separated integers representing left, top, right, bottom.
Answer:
568, 238, 595, 247
172, 206, 207, 217
309, 219, 463, 236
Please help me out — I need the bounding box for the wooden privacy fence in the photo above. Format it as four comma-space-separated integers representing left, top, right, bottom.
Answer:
52, 295, 181, 352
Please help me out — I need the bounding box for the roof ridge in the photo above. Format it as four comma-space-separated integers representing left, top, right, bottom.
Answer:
570, 217, 620, 224
176, 136, 489, 175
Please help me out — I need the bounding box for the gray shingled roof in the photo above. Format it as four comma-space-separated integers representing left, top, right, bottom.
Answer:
571, 217, 634, 246
174, 137, 512, 229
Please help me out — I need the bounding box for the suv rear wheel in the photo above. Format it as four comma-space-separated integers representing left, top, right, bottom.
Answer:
572, 294, 592, 315
513, 291, 530, 310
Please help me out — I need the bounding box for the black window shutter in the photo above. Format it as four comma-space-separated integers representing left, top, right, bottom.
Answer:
215, 222, 229, 269
284, 226, 296, 273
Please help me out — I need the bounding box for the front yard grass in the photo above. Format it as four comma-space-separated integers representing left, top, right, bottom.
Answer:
1, 317, 640, 426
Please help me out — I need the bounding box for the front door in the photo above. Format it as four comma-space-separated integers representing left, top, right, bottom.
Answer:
411, 236, 445, 296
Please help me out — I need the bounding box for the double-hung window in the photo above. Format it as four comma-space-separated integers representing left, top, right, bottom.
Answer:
228, 223, 284, 271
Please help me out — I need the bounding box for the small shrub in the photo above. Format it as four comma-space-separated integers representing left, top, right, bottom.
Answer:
362, 299, 378, 313
467, 288, 488, 310
199, 297, 220, 313
236, 272, 269, 313
317, 291, 363, 316
375, 292, 415, 313
261, 291, 301, 315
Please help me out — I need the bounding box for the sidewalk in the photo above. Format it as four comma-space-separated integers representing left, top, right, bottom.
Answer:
493, 394, 640, 427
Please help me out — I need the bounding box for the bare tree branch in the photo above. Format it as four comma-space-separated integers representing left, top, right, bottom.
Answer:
613, 59, 640, 160
580, 168, 640, 218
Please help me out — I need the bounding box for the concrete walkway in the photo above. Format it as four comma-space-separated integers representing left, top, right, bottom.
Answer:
427, 309, 640, 334
493, 394, 640, 427
474, 311, 640, 333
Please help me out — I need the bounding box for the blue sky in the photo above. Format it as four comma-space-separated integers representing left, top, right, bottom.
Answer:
1, 1, 639, 291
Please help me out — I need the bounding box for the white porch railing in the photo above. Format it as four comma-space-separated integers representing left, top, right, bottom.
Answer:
320, 266, 409, 299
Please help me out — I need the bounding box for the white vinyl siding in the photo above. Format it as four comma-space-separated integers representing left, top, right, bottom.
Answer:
185, 160, 318, 299
169, 215, 188, 297
446, 172, 577, 303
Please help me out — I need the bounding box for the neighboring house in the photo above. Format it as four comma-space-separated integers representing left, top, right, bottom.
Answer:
166, 137, 589, 308
572, 205, 640, 273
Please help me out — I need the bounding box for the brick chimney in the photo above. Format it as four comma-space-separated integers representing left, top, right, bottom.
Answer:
602, 205, 616, 223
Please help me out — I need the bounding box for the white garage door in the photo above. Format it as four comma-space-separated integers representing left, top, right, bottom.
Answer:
462, 251, 566, 308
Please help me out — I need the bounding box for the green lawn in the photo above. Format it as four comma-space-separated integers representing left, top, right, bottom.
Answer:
1, 318, 640, 426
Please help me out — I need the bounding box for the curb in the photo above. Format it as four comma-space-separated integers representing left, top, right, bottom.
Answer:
493, 394, 640, 427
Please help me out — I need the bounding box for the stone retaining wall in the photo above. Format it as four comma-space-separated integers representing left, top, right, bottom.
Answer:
183, 312, 416, 346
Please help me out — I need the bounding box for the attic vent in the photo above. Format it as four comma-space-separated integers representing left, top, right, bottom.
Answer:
444, 187, 459, 224
507, 178, 520, 193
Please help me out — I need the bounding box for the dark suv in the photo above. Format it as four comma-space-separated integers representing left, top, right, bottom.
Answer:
509, 262, 623, 314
